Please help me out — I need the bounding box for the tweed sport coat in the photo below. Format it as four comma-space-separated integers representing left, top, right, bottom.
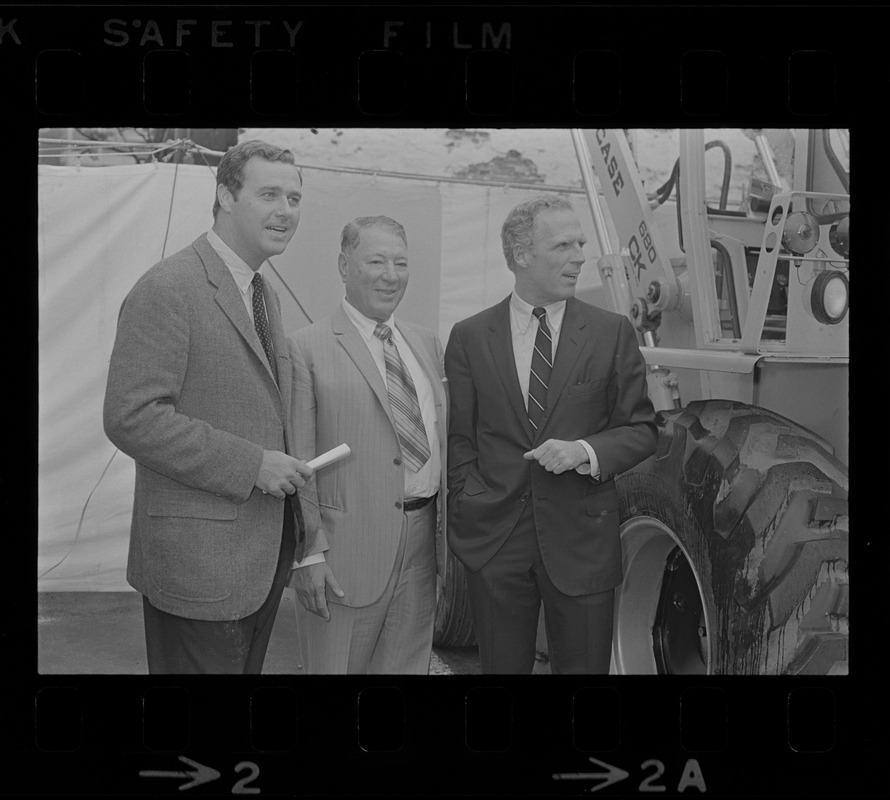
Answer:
444, 295, 657, 597
288, 305, 448, 608
103, 233, 320, 621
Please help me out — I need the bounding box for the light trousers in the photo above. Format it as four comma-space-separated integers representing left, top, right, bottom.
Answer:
295, 502, 437, 674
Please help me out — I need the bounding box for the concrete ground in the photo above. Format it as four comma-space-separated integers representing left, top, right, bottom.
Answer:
37, 591, 482, 675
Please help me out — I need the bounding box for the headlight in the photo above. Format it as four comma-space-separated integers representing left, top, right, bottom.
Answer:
782, 211, 820, 256
809, 270, 849, 324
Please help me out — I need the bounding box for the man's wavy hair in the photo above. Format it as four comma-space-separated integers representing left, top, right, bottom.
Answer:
212, 140, 300, 219
501, 196, 574, 271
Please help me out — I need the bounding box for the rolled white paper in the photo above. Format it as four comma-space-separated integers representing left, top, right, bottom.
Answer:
306, 443, 351, 471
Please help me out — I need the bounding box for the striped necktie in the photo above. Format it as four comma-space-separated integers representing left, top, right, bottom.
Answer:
374, 323, 430, 472
251, 272, 278, 384
528, 307, 552, 432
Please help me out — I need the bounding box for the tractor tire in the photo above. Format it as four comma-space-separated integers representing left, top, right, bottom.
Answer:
612, 399, 848, 675
433, 547, 476, 647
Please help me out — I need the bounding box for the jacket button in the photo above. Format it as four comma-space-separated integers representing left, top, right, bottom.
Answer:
519, 492, 529, 503
394, 501, 402, 510
393, 457, 402, 466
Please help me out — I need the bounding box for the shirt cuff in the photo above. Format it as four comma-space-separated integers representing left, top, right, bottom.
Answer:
574, 439, 601, 479
292, 552, 326, 569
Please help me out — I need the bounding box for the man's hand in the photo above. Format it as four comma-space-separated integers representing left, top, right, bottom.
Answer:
523, 439, 588, 474
255, 450, 314, 499
289, 563, 345, 622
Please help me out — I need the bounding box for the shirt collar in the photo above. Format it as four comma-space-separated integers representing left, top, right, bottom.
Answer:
510, 291, 566, 336
207, 228, 259, 296
342, 298, 397, 344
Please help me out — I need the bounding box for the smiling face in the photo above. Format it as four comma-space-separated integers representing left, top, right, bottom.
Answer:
339, 225, 409, 322
214, 156, 303, 270
513, 208, 587, 306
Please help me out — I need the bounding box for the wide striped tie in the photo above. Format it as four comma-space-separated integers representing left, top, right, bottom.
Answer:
374, 323, 431, 472
528, 307, 552, 432
251, 272, 278, 384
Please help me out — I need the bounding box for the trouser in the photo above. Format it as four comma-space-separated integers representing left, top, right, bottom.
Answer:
465, 501, 615, 674
295, 501, 437, 674
141, 500, 297, 675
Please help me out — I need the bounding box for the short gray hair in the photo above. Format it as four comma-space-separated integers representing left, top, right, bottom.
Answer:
340, 216, 407, 255
501, 196, 574, 270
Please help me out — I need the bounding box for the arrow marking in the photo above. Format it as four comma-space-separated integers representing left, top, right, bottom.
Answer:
553, 756, 630, 793
139, 755, 221, 791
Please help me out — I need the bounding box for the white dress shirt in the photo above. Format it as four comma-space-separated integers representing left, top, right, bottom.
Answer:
509, 291, 600, 478
295, 299, 442, 569
206, 228, 268, 324
341, 298, 441, 499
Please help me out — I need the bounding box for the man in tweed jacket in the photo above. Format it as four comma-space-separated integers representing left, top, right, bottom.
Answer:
103, 140, 320, 674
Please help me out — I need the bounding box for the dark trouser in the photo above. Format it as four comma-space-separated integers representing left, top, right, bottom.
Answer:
142, 500, 297, 675
465, 501, 615, 675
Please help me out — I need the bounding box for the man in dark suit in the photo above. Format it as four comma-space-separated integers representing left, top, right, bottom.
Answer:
103, 140, 320, 674
445, 196, 657, 674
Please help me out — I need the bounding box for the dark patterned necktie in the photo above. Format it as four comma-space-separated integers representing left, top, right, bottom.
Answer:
528, 307, 552, 432
251, 272, 278, 384
374, 323, 430, 472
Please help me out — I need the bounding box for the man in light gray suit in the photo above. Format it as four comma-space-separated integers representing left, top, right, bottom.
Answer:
104, 140, 320, 674
288, 216, 447, 674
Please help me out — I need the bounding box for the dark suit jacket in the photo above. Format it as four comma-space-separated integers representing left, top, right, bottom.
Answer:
103, 233, 320, 621
444, 295, 657, 596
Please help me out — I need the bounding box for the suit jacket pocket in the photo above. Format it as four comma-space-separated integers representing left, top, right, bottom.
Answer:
147, 490, 239, 520
585, 487, 618, 517
145, 526, 234, 603
462, 470, 491, 497
568, 375, 611, 396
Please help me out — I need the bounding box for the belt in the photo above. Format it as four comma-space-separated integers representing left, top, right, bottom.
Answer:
403, 494, 437, 512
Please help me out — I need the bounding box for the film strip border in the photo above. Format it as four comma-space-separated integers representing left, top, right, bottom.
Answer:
0, 7, 864, 122
6, 4, 883, 798
14, 679, 865, 796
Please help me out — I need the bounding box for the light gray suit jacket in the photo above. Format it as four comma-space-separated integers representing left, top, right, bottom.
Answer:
103, 233, 320, 621
289, 305, 448, 608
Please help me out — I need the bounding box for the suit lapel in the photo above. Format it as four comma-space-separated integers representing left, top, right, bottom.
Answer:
487, 297, 535, 443
331, 306, 395, 428
399, 325, 443, 409
195, 235, 281, 392
264, 278, 290, 404
537, 297, 588, 442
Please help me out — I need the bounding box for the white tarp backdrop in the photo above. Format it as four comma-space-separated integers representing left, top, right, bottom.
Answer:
38, 160, 606, 591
